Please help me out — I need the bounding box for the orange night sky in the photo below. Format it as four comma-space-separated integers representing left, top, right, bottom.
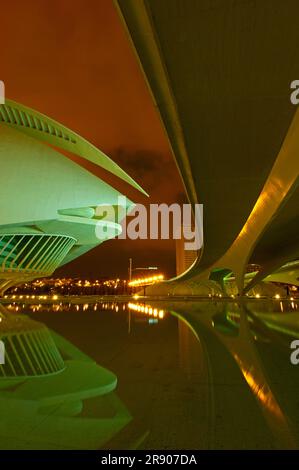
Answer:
1, 0, 184, 278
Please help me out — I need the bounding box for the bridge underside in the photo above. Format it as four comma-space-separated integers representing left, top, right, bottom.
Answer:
117, 0, 299, 295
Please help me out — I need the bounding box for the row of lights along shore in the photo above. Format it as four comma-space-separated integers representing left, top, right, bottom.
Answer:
2, 292, 297, 302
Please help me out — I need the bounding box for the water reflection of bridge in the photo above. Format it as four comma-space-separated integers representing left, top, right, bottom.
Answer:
1, 298, 299, 449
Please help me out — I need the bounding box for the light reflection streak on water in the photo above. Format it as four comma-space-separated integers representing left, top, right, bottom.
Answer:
233, 353, 284, 418
168, 301, 299, 448
2, 300, 167, 321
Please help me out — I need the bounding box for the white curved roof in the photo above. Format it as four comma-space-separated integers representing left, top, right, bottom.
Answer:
0, 99, 147, 196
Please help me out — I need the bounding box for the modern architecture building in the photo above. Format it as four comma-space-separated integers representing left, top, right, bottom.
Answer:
0, 99, 145, 295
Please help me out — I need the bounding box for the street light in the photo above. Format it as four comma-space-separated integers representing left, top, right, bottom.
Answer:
128, 258, 158, 282
128, 259, 163, 295
128, 274, 164, 287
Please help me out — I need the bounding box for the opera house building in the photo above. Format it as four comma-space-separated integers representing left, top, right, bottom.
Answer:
0, 99, 144, 295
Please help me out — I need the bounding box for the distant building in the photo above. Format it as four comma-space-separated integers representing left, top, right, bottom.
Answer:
175, 225, 198, 276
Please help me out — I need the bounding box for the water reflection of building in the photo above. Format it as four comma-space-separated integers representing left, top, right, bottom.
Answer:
0, 308, 131, 449
178, 317, 206, 380
176, 246, 202, 375
2, 300, 167, 320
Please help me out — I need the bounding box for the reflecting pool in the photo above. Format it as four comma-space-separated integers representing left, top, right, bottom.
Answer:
0, 298, 299, 449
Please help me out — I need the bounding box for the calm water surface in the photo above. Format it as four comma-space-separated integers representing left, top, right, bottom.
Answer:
0, 298, 299, 449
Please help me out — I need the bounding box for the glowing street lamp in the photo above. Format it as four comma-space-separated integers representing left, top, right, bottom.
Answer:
128, 274, 164, 288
